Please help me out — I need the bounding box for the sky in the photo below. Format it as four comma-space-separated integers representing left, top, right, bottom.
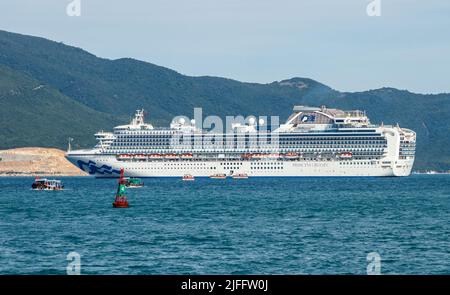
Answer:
0, 0, 449, 94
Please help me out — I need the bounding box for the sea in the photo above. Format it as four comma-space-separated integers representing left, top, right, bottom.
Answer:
0, 175, 449, 274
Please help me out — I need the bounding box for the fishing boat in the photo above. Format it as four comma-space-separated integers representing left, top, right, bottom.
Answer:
124, 177, 144, 188
117, 154, 131, 160
31, 178, 64, 190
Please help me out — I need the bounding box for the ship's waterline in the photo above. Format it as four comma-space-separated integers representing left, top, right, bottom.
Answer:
66, 106, 416, 177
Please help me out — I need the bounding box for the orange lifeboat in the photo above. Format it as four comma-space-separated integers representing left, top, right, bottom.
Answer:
182, 174, 195, 181
133, 154, 147, 160
232, 173, 249, 179
165, 153, 179, 159
148, 154, 162, 159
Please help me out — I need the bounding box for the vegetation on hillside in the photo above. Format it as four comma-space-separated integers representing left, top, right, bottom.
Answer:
0, 30, 449, 170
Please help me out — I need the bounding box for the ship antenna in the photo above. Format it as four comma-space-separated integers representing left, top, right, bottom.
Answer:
67, 137, 73, 152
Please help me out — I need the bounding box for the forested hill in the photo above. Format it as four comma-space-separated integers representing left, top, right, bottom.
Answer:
0, 30, 449, 170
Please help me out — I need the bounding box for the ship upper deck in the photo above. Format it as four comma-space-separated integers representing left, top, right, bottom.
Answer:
275, 105, 371, 132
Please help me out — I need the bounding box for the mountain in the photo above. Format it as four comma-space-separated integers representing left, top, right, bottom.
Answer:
0, 65, 120, 149
0, 29, 449, 170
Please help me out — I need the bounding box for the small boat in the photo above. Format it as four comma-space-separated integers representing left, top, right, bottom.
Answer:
232, 173, 249, 179
180, 153, 194, 159
124, 177, 144, 188
182, 174, 195, 181
31, 178, 64, 190
209, 173, 227, 179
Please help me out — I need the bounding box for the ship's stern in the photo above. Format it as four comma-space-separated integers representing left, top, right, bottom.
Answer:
393, 128, 416, 176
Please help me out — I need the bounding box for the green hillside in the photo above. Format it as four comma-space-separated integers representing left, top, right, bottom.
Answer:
0, 29, 449, 170
0, 30, 336, 120
0, 65, 120, 149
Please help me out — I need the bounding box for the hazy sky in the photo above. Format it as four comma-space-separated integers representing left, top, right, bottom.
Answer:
0, 0, 449, 94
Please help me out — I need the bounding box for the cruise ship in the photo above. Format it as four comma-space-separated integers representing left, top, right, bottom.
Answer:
65, 106, 416, 177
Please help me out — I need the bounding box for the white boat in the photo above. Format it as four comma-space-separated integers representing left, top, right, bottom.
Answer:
31, 178, 64, 190
232, 173, 249, 179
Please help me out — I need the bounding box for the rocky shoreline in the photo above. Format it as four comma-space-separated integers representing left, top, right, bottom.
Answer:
0, 147, 87, 177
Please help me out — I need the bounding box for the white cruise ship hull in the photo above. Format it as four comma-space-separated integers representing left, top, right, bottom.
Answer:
66, 155, 414, 177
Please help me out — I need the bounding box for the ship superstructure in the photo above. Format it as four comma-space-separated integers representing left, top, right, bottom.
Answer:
66, 106, 416, 177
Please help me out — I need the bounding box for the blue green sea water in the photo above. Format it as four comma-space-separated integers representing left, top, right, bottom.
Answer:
0, 175, 449, 274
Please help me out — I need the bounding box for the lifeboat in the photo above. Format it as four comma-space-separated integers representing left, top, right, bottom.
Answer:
133, 154, 147, 160
180, 153, 193, 159
182, 174, 195, 181
164, 153, 179, 159
232, 173, 249, 179
339, 152, 353, 159
148, 154, 162, 159
209, 173, 227, 179
284, 152, 299, 159
117, 154, 131, 160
